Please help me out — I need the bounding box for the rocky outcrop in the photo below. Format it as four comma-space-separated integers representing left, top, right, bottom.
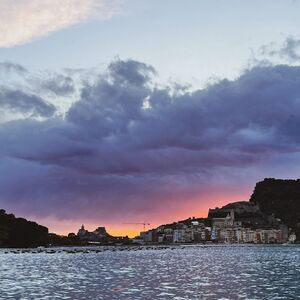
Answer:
250, 178, 300, 240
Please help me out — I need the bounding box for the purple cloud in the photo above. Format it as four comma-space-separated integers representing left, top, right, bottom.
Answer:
1, 59, 300, 225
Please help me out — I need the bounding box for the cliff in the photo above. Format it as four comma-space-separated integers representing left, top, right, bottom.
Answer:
250, 178, 300, 239
0, 209, 49, 248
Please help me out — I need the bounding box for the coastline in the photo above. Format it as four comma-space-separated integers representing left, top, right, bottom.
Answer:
1, 243, 299, 254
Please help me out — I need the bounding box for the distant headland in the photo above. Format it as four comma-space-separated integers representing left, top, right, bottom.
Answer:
0, 178, 299, 248
0, 209, 48, 248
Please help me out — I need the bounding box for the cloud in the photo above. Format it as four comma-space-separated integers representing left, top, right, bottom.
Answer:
1, 59, 300, 227
0, 88, 56, 117
279, 36, 300, 62
0, 62, 80, 121
0, 62, 27, 74
34, 73, 76, 96
259, 36, 300, 63
0, 0, 121, 48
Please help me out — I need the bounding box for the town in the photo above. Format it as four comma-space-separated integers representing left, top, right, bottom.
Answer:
1, 178, 298, 248
76, 201, 297, 245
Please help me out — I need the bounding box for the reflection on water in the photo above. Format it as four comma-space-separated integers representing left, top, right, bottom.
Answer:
0, 245, 299, 299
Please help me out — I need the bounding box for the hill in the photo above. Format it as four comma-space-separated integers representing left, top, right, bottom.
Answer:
0, 209, 49, 248
250, 178, 300, 240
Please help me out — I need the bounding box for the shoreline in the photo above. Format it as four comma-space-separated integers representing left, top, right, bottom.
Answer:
0, 243, 298, 254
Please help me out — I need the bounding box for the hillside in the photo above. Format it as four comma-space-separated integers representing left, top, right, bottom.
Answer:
0, 209, 49, 248
250, 178, 300, 239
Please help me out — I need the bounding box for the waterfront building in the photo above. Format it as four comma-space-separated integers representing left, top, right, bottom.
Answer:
173, 229, 185, 243
289, 233, 297, 243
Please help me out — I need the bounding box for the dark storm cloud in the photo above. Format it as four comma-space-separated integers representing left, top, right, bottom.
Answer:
0, 88, 56, 117
1, 59, 300, 221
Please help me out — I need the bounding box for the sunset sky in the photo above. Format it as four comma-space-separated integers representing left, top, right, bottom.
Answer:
1, 0, 300, 237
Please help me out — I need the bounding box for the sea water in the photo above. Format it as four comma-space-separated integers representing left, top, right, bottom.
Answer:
0, 245, 299, 299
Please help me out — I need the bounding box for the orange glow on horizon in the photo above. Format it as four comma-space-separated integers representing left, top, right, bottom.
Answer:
29, 188, 251, 238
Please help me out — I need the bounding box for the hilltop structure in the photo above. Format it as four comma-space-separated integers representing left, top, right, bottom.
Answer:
76, 225, 130, 245
77, 225, 111, 243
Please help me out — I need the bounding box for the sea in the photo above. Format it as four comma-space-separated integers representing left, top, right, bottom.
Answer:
0, 245, 299, 300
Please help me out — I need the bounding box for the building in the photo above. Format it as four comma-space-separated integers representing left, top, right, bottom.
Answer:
139, 201, 290, 244
76, 225, 112, 244
77, 225, 88, 237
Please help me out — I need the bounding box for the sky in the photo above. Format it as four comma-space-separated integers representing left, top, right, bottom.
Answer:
1, 0, 300, 236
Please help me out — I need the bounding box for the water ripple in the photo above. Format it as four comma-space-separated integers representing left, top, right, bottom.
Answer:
0, 245, 299, 299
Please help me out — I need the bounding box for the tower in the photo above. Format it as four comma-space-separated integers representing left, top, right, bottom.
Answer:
230, 209, 235, 221
77, 224, 87, 237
